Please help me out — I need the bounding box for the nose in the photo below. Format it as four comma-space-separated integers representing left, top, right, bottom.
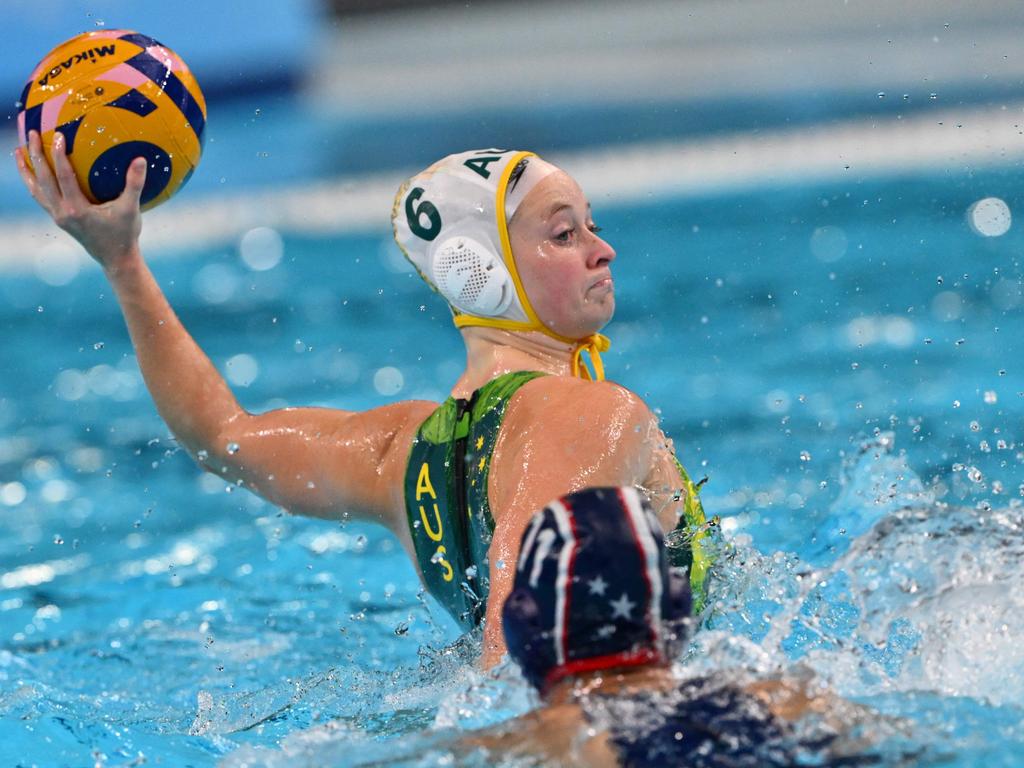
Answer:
585, 229, 616, 268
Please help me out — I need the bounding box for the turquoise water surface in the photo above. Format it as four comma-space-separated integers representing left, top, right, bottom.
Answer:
1, 90, 1024, 765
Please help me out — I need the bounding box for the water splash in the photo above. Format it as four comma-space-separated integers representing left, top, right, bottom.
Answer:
693, 431, 1024, 763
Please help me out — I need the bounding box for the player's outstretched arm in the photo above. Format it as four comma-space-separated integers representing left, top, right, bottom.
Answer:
15, 130, 432, 527
17, 130, 243, 464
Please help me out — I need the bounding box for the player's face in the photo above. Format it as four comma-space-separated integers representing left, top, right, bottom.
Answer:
508, 171, 616, 339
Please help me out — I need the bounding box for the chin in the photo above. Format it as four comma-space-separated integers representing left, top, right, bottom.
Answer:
592, 299, 615, 330
574, 308, 614, 338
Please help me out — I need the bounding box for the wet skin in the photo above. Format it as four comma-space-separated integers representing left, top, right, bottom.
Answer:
16, 134, 693, 667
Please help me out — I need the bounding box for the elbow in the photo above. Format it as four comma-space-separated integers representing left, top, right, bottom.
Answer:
188, 410, 254, 479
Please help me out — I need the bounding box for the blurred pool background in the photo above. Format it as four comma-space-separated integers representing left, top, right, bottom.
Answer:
2, 1, 1024, 765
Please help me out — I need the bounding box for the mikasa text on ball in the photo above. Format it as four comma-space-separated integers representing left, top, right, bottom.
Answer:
17, 30, 206, 211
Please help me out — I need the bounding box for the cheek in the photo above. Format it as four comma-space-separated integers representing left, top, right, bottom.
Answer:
518, 248, 578, 315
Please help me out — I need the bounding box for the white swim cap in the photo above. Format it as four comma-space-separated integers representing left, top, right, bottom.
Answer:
392, 149, 610, 380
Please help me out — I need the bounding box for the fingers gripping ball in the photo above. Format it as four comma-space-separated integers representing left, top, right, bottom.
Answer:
17, 30, 206, 211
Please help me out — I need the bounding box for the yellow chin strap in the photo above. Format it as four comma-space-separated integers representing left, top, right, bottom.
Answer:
452, 151, 611, 382
571, 332, 611, 381
452, 314, 611, 382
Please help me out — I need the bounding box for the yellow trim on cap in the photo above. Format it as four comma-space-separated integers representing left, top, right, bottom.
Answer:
453, 314, 541, 334
495, 151, 545, 329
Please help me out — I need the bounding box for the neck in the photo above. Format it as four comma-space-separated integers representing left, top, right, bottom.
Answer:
451, 326, 576, 397
544, 663, 676, 706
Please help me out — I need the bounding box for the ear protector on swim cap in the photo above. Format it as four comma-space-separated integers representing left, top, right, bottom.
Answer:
430, 230, 515, 317
392, 149, 541, 322
392, 149, 611, 380
502, 486, 694, 694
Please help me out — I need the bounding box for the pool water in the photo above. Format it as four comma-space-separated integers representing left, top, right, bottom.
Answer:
1, 145, 1023, 765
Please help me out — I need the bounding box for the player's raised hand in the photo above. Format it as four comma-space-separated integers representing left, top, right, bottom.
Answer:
15, 129, 147, 270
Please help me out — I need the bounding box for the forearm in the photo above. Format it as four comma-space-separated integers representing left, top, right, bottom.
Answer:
18, 134, 246, 472
106, 248, 244, 459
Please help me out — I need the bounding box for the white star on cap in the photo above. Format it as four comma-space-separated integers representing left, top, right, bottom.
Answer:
609, 592, 636, 620
587, 575, 609, 596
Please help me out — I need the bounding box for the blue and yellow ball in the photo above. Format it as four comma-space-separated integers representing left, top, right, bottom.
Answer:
17, 30, 206, 211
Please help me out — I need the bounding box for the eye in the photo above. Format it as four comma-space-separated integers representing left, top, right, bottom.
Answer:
588, 224, 603, 235
553, 228, 574, 243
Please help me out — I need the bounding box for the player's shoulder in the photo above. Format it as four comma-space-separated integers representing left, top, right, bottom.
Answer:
507, 376, 651, 430
514, 374, 653, 416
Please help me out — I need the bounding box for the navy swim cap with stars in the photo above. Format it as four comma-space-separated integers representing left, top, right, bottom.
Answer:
502, 486, 693, 693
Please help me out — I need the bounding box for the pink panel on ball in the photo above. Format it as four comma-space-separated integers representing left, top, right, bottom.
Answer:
40, 92, 71, 134
97, 62, 152, 90
86, 30, 127, 40
17, 111, 26, 145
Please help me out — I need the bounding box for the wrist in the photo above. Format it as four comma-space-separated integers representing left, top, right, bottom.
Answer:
101, 243, 145, 279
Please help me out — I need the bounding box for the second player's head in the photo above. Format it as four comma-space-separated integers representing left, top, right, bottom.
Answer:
502, 486, 693, 695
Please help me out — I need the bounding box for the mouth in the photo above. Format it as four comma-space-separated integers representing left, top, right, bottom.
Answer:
589, 276, 614, 293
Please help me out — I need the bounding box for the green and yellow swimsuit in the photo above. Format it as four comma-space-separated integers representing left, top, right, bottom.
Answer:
403, 371, 711, 630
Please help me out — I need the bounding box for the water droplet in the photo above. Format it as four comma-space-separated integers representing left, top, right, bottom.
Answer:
985, 391, 998, 404
53, 535, 64, 545
226, 442, 240, 455
877, 91, 886, 99
93, 342, 104, 350
953, 400, 961, 408
799, 450, 812, 462
196, 449, 208, 461
970, 420, 981, 432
